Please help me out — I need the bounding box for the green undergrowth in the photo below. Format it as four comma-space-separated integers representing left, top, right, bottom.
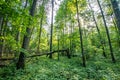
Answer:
0, 56, 120, 80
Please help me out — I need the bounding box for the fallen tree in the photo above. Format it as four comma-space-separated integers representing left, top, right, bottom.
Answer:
0, 58, 15, 61
0, 49, 71, 68
17, 49, 71, 69
26, 49, 71, 58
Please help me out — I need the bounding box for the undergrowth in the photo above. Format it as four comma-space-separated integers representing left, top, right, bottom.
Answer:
0, 56, 120, 80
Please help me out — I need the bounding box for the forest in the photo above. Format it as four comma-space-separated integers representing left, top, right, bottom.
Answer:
0, 0, 120, 80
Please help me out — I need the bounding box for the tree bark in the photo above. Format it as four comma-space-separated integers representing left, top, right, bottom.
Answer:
97, 0, 116, 63
0, 17, 4, 58
108, 3, 120, 47
110, 0, 120, 31
88, 0, 106, 58
37, 0, 45, 52
76, 0, 86, 67
27, 49, 70, 59
49, 0, 54, 58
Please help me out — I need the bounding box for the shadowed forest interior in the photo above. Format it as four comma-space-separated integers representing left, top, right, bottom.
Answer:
0, 0, 120, 80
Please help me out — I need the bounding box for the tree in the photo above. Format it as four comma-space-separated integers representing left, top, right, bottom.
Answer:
37, 0, 45, 52
16, 0, 38, 69
49, 0, 54, 58
88, 0, 106, 58
97, 0, 116, 62
110, 0, 120, 32
110, 0, 120, 46
76, 0, 86, 67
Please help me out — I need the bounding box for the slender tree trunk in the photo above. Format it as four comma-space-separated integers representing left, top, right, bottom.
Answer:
0, 17, 3, 29
0, 16, 8, 58
76, 0, 86, 67
97, 0, 116, 63
49, 0, 54, 58
37, 0, 45, 52
88, 0, 106, 58
72, 21, 74, 53
17, 0, 38, 69
61, 1, 67, 56
0, 18, 4, 58
62, 27, 65, 49
57, 30, 60, 60
69, 14, 73, 56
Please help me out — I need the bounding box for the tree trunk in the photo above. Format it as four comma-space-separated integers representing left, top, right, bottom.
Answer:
37, 0, 45, 52
49, 0, 54, 58
110, 0, 120, 31
97, 0, 116, 63
76, 0, 86, 67
0, 17, 4, 58
57, 30, 60, 60
108, 3, 120, 47
70, 14, 73, 56
16, 0, 38, 69
0, 16, 8, 58
88, 0, 106, 58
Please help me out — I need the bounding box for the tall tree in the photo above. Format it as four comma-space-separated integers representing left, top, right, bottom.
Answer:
49, 0, 54, 58
16, 0, 38, 69
110, 0, 120, 46
97, 0, 116, 62
37, 0, 45, 52
0, 18, 5, 57
76, 0, 86, 67
88, 0, 106, 58
107, 2, 120, 47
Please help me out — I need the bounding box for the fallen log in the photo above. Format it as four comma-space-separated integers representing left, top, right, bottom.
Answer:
0, 49, 71, 68
0, 58, 15, 61
0, 49, 71, 62
26, 49, 71, 59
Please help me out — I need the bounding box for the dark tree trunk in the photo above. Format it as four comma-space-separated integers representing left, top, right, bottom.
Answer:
69, 14, 73, 56
76, 0, 86, 67
16, 52, 25, 69
27, 49, 70, 59
0, 16, 8, 58
108, 3, 120, 47
0, 17, 4, 58
88, 0, 106, 58
49, 0, 54, 58
62, 27, 65, 49
97, 0, 116, 63
57, 31, 60, 60
16, 0, 38, 69
110, 0, 120, 31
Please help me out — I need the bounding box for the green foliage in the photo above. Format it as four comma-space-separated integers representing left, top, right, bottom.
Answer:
0, 0, 120, 79
0, 57, 120, 80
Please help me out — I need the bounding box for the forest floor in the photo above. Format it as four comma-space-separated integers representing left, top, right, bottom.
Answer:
0, 55, 120, 80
